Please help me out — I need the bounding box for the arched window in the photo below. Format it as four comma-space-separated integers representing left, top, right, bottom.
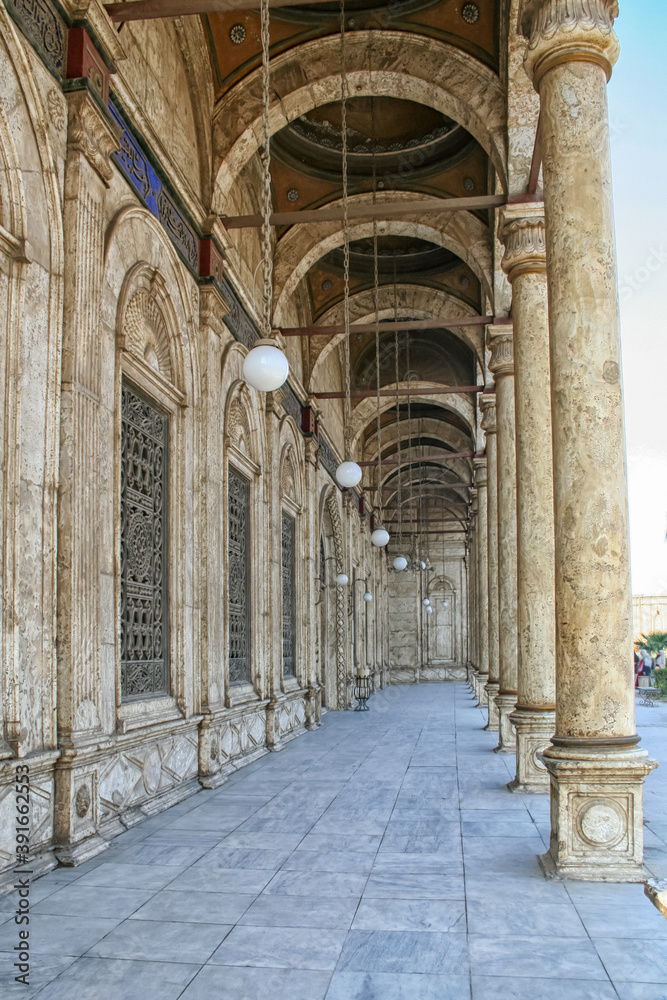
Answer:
228, 466, 251, 684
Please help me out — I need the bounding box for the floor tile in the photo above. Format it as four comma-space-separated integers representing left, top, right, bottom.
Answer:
325, 970, 471, 1000
168, 867, 273, 895
468, 935, 607, 980
31, 956, 200, 1000
0, 953, 77, 999
239, 894, 358, 928
337, 929, 469, 975
264, 870, 367, 897
179, 965, 331, 999
88, 917, 231, 963
471, 976, 618, 999
467, 898, 586, 937
209, 924, 346, 970
352, 897, 466, 932
0, 913, 120, 957
364, 872, 465, 899
31, 883, 154, 919
75, 862, 183, 890
129, 889, 255, 923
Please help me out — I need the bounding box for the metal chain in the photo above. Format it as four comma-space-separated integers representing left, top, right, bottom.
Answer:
393, 254, 402, 549
406, 330, 414, 556
371, 95, 382, 522
340, 0, 352, 459
260, 0, 273, 338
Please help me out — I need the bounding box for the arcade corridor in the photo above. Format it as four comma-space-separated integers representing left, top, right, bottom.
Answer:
4, 684, 667, 1000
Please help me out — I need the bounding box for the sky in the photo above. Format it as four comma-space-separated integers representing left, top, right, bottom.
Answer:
608, 1, 667, 594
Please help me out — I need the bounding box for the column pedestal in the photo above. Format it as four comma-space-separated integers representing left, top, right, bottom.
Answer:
508, 708, 556, 792
494, 694, 517, 755
539, 744, 656, 881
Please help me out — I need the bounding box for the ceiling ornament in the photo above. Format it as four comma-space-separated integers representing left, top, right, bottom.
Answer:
229, 24, 246, 44
462, 3, 481, 24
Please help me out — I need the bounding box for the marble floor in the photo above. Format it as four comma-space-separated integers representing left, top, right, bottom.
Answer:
3, 683, 667, 1000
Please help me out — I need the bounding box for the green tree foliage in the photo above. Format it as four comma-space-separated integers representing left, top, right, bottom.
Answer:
636, 632, 667, 657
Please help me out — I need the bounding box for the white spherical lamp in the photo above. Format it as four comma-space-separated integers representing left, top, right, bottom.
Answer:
242, 339, 289, 392
423, 598, 430, 606
363, 591, 373, 602
371, 527, 390, 548
393, 556, 408, 572
426, 606, 433, 615
443, 599, 448, 607
420, 561, 426, 570
335, 573, 349, 586
336, 461, 362, 488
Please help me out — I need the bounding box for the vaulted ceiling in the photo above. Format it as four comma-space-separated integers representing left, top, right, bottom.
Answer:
206, 0, 501, 544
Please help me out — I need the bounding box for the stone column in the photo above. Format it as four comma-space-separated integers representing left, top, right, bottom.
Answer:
488, 324, 518, 753
502, 203, 556, 793
523, 0, 656, 879
468, 491, 478, 694
55, 90, 119, 865
480, 394, 500, 730
264, 389, 286, 751
304, 436, 322, 728
474, 458, 489, 708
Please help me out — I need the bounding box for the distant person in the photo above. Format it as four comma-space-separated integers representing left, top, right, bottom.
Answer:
656, 649, 666, 670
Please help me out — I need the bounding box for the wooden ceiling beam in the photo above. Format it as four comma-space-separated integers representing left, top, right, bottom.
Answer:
315, 385, 484, 400
105, 0, 338, 22
280, 315, 493, 337
222, 194, 508, 230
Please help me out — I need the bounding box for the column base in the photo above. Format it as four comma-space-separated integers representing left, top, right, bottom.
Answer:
475, 674, 489, 708
507, 708, 555, 793
484, 682, 500, 731
538, 742, 658, 881
493, 693, 517, 753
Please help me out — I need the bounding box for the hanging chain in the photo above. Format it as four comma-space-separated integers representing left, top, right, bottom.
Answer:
393, 254, 402, 549
340, 0, 352, 459
260, 0, 273, 339
371, 95, 383, 522
406, 330, 414, 559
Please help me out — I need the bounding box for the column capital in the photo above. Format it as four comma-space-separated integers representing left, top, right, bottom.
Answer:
473, 457, 487, 489
66, 89, 119, 185
479, 393, 497, 434
521, 0, 620, 89
488, 324, 515, 379
199, 284, 230, 341
501, 203, 547, 282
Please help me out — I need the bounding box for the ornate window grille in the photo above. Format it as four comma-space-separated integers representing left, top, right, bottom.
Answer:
120, 381, 169, 700
282, 511, 296, 677
228, 467, 251, 684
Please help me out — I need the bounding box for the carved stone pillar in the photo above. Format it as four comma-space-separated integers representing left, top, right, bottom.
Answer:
523, 0, 656, 878
304, 435, 322, 728
488, 324, 518, 753
265, 388, 286, 751
55, 90, 119, 865
502, 204, 556, 793
480, 394, 500, 730
197, 286, 230, 787
468, 491, 478, 694
474, 458, 489, 708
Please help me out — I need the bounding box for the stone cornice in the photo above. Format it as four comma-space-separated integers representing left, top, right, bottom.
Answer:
479, 394, 497, 434
66, 89, 119, 184
501, 203, 547, 282
488, 325, 515, 379
522, 0, 620, 88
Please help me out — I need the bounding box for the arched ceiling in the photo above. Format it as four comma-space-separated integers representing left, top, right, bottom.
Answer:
204, 0, 499, 540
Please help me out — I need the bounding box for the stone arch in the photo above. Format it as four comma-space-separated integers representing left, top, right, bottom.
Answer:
117, 263, 186, 389
279, 411, 306, 509
273, 197, 493, 323
212, 31, 507, 203
351, 387, 477, 449
309, 285, 485, 390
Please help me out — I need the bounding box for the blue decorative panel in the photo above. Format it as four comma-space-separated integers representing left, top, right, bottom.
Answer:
5, 0, 66, 74
220, 276, 259, 351
282, 383, 302, 426
318, 433, 340, 485
108, 99, 199, 275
